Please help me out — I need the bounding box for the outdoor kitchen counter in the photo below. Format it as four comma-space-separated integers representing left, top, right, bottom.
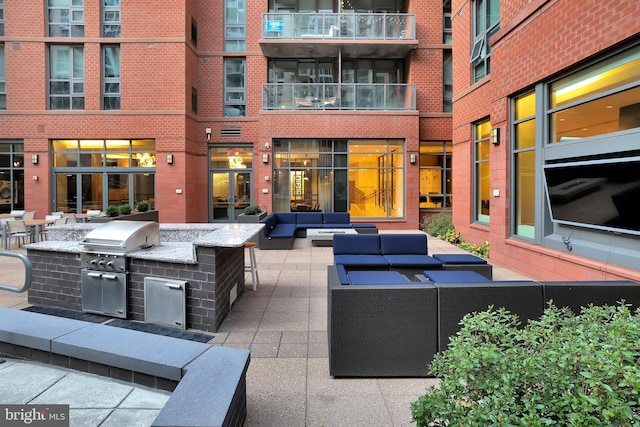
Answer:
25, 222, 265, 264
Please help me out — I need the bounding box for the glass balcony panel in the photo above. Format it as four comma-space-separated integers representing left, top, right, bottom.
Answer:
262, 12, 415, 40
262, 83, 415, 111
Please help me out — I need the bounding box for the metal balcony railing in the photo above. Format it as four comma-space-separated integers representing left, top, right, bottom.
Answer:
262, 12, 416, 40
262, 83, 416, 111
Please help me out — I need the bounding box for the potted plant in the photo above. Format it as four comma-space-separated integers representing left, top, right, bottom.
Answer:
136, 200, 150, 212
118, 204, 132, 215
105, 205, 120, 217
238, 204, 267, 222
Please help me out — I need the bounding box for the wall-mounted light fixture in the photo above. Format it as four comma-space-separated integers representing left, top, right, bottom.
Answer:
205, 127, 211, 141
409, 153, 417, 164
491, 128, 500, 145
264, 142, 271, 149
31, 154, 39, 165
166, 154, 174, 165
262, 153, 269, 163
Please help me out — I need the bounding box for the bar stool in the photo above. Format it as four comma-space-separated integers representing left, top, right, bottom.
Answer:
244, 242, 259, 291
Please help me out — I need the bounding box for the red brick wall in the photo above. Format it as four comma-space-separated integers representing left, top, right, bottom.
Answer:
452, 0, 640, 281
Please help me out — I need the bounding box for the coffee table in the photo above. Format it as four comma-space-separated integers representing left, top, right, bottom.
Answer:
306, 228, 357, 246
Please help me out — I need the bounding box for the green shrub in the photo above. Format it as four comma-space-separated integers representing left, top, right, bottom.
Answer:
136, 200, 149, 212
421, 212, 453, 237
105, 205, 119, 217
411, 303, 640, 426
118, 204, 132, 215
243, 204, 262, 215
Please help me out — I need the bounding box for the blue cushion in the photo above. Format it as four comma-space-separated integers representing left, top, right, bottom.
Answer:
296, 213, 323, 225
275, 213, 297, 224
336, 264, 350, 285
334, 255, 388, 268
268, 224, 296, 238
263, 215, 277, 235
423, 270, 491, 283
323, 212, 350, 224
333, 234, 381, 255
384, 255, 442, 268
432, 254, 488, 265
324, 224, 351, 228
348, 271, 409, 285
380, 234, 428, 255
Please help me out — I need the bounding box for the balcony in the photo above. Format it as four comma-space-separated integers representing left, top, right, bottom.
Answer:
260, 12, 417, 58
262, 83, 416, 111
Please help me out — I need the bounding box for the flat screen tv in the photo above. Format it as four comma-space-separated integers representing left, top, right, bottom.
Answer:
543, 157, 640, 236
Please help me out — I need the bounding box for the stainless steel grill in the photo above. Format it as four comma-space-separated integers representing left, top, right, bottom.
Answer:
79, 220, 160, 318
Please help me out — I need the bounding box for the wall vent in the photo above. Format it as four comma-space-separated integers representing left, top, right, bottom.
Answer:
220, 127, 242, 138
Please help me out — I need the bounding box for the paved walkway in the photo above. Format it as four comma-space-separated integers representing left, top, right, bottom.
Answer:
0, 231, 532, 427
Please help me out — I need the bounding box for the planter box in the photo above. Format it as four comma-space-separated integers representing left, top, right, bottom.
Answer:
238, 211, 267, 223
91, 210, 159, 223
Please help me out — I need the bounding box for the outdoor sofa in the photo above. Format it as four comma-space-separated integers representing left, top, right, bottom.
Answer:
258, 212, 377, 250
327, 235, 640, 377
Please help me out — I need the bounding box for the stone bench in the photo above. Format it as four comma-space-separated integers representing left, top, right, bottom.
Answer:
0, 308, 249, 427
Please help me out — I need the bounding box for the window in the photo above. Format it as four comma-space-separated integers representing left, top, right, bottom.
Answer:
48, 0, 84, 37
0, 44, 5, 109
52, 139, 156, 213
0, 141, 25, 214
471, 0, 499, 82
191, 87, 197, 113
474, 120, 491, 223
224, 58, 246, 117
419, 141, 453, 209
443, 0, 452, 44
272, 139, 405, 219
549, 45, 640, 143
49, 45, 84, 110
225, 0, 246, 51
102, 0, 121, 38
512, 92, 536, 239
102, 45, 120, 110
443, 50, 452, 112
191, 19, 197, 46
0, 0, 4, 36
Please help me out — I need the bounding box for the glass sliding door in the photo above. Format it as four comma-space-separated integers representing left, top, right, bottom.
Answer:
209, 145, 254, 222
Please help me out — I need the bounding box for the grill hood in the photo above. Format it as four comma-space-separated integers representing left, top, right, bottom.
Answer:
80, 220, 160, 254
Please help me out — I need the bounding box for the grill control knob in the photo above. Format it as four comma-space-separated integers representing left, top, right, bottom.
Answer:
98, 260, 105, 267
90, 260, 97, 266
106, 261, 114, 269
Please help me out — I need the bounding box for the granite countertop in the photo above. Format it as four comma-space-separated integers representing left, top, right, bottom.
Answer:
25, 223, 265, 264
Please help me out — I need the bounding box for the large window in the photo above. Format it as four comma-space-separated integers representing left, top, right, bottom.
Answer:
443, 0, 452, 44
0, 141, 25, 214
272, 139, 404, 219
0, 0, 4, 36
443, 50, 452, 112
419, 141, 452, 209
549, 45, 640, 143
102, 45, 120, 110
224, 58, 246, 117
0, 44, 5, 110
474, 120, 491, 223
225, 0, 246, 51
48, 0, 84, 37
102, 0, 121, 38
52, 139, 155, 213
513, 92, 536, 239
49, 45, 84, 110
470, 0, 499, 82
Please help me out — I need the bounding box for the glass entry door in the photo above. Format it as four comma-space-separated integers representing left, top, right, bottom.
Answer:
211, 171, 251, 222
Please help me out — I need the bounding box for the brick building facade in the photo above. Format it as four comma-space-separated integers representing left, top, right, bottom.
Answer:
0, 1, 453, 230
451, 0, 640, 281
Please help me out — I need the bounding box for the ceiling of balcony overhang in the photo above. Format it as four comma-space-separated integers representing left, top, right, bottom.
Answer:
259, 39, 418, 58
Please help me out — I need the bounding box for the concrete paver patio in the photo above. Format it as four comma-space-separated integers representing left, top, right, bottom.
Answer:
0, 230, 532, 426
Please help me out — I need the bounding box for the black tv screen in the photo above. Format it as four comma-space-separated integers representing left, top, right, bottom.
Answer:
543, 158, 640, 235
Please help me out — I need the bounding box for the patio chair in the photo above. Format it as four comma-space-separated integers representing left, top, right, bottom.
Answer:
22, 211, 36, 221
5, 220, 33, 249
40, 216, 68, 240
62, 213, 77, 223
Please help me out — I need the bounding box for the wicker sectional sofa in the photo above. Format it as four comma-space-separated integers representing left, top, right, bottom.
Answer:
258, 212, 377, 249
328, 239, 640, 377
